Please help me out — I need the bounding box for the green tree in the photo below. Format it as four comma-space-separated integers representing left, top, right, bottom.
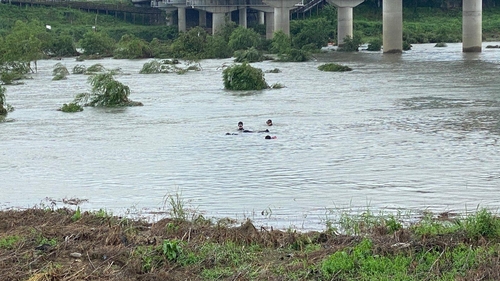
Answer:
170, 27, 208, 59
228, 26, 261, 51
1, 20, 45, 72
222, 63, 268, 91
114, 34, 151, 59
78, 31, 116, 56
270, 31, 291, 54
291, 18, 333, 49
75, 73, 142, 107
0, 85, 13, 116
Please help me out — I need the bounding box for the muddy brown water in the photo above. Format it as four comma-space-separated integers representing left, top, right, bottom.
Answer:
1, 43, 500, 230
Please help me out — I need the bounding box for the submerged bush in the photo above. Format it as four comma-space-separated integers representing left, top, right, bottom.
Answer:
74, 73, 142, 107
222, 63, 268, 91
338, 34, 363, 52
367, 38, 382, 51
318, 63, 352, 72
234, 47, 264, 63
72, 64, 87, 74
52, 63, 70, 80
0, 85, 15, 116
435, 42, 448, 47
139, 60, 200, 74
59, 102, 83, 112
277, 48, 310, 62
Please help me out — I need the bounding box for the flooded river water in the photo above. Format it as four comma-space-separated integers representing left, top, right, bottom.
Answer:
1, 43, 500, 230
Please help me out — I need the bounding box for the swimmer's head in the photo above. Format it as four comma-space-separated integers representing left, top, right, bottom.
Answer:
266, 119, 273, 126
265, 135, 271, 139
238, 121, 243, 130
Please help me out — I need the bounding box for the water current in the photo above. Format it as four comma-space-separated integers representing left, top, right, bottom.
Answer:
1, 43, 500, 230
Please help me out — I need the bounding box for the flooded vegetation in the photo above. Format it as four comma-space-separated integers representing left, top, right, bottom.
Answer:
1, 43, 500, 231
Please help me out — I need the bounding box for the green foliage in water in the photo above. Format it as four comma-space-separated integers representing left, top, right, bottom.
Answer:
270, 31, 291, 55
113, 34, 151, 59
72, 64, 87, 74
338, 34, 363, 52
234, 47, 264, 63
52, 62, 70, 80
318, 63, 352, 72
0, 85, 14, 116
222, 63, 268, 91
78, 31, 116, 57
367, 38, 382, 51
139, 59, 200, 74
60, 102, 83, 113
277, 48, 310, 62
228, 26, 261, 51
291, 17, 333, 49
74, 73, 141, 107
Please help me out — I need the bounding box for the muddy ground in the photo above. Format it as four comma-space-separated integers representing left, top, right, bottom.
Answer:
0, 208, 499, 280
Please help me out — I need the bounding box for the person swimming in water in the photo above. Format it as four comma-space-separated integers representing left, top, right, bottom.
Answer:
266, 119, 273, 126
238, 121, 269, 133
265, 135, 277, 139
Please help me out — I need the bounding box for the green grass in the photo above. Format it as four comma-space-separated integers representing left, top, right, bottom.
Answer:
0, 235, 20, 249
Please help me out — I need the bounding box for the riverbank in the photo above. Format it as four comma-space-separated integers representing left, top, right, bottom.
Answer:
1, 206, 499, 280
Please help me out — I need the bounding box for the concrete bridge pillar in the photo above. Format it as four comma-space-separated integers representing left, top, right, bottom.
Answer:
199, 10, 207, 27
262, 0, 297, 35
177, 6, 186, 32
327, 0, 363, 45
382, 0, 402, 53
463, 0, 482, 52
212, 12, 226, 35
258, 11, 265, 25
265, 11, 275, 39
239, 8, 247, 28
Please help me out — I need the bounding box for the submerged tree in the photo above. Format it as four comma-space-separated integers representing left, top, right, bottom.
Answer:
52, 63, 70, 80
74, 73, 142, 107
0, 85, 14, 116
222, 63, 268, 91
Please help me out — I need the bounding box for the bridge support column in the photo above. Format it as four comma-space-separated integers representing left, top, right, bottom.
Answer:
258, 11, 265, 25
327, 0, 364, 46
239, 8, 247, 27
199, 10, 207, 27
265, 12, 274, 39
383, 0, 402, 53
262, 0, 297, 36
463, 0, 482, 52
212, 12, 226, 35
177, 6, 186, 32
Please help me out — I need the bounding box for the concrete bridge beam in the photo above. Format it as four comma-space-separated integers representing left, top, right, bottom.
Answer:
327, 0, 363, 45
463, 0, 482, 52
382, 0, 402, 53
262, 0, 297, 36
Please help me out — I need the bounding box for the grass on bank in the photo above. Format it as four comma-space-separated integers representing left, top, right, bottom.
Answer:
1, 195, 500, 281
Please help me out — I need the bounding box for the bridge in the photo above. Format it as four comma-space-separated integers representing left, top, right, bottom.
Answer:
2, 0, 484, 53
145, 0, 483, 53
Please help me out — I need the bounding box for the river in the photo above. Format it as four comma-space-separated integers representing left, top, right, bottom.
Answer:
1, 43, 500, 230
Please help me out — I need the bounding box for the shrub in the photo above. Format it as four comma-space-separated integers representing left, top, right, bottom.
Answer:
228, 26, 261, 51
367, 38, 382, 51
234, 47, 264, 63
338, 34, 363, 52
52, 62, 69, 80
222, 63, 268, 91
59, 103, 83, 112
318, 63, 352, 72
